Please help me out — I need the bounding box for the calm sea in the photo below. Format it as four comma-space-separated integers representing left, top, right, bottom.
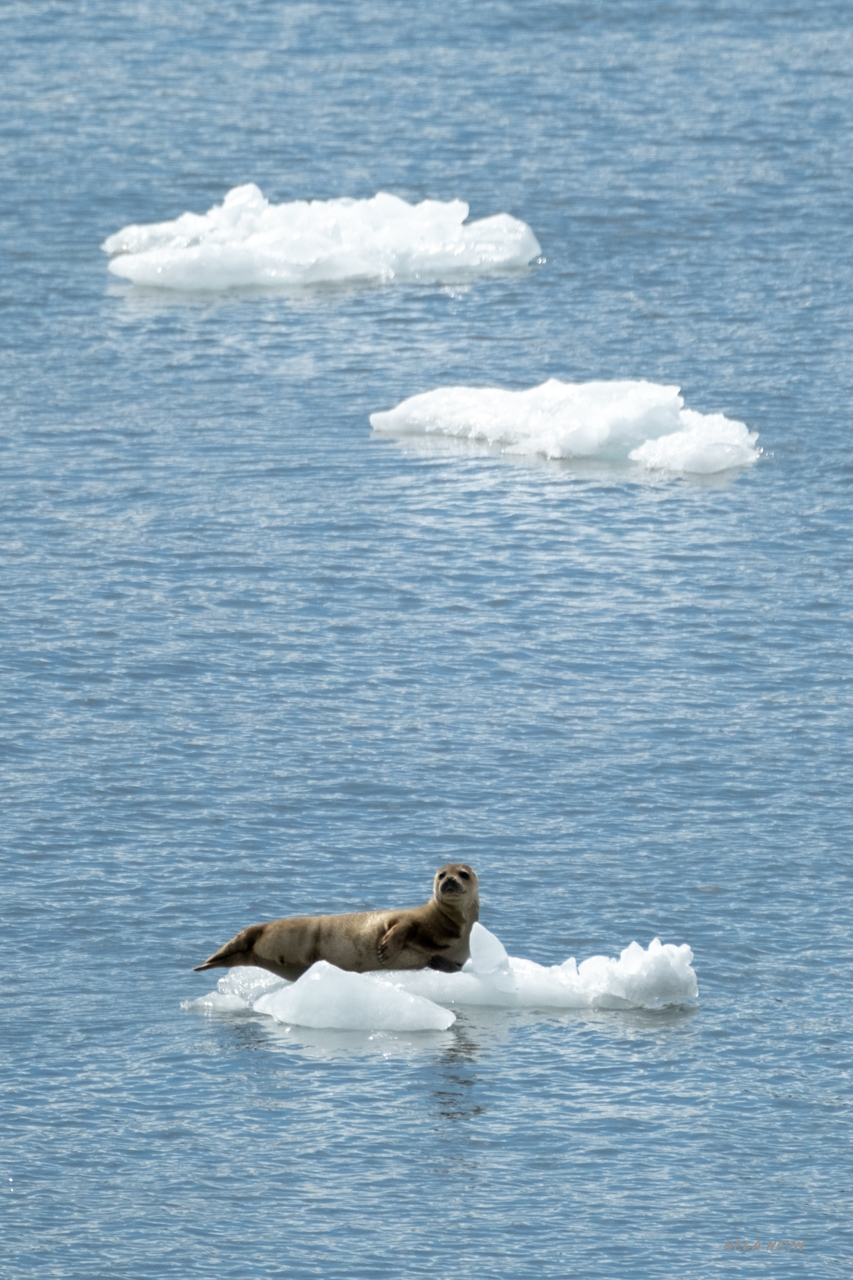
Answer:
2, 1, 851, 1277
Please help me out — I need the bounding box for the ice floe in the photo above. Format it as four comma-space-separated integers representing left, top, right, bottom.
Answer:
102, 184, 541, 290
370, 378, 759, 474
255, 961, 456, 1031
184, 924, 697, 1031
387, 923, 698, 1012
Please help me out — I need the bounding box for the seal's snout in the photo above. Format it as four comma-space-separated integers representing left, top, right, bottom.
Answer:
440, 876, 462, 894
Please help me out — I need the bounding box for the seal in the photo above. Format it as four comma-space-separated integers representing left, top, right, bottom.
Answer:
194, 863, 479, 981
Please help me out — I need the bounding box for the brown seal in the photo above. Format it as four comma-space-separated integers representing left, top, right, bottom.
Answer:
194, 864, 479, 981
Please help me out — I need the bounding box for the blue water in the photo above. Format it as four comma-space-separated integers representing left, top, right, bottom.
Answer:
2, 1, 852, 1276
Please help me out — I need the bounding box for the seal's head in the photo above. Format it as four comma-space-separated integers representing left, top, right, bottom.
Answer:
433, 863, 479, 920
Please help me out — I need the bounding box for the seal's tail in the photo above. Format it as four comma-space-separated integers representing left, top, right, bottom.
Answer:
193, 923, 264, 972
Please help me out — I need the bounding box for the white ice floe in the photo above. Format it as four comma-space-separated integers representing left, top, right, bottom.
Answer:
184, 924, 696, 1030
370, 378, 759, 474
102, 184, 541, 290
183, 959, 454, 1031
254, 961, 456, 1031
186, 965, 286, 1013
383, 923, 698, 1011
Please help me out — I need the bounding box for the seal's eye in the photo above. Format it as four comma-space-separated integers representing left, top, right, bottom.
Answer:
459, 871, 470, 881
437, 872, 446, 880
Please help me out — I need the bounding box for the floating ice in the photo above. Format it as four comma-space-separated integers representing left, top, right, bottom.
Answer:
183, 965, 285, 1013
370, 378, 759, 475
102, 184, 541, 290
254, 961, 456, 1031
628, 408, 759, 474
379, 924, 698, 1011
183, 961, 454, 1030
184, 924, 696, 1029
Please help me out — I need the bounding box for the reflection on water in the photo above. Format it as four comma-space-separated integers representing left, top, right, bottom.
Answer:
375, 425, 759, 488
105, 265, 541, 313
190, 998, 699, 1067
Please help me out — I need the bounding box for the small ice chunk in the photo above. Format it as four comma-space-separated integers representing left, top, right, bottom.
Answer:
628, 409, 760, 474
181, 964, 287, 1013
181, 991, 253, 1013
253, 960, 456, 1031
467, 920, 510, 972
216, 965, 287, 1003
371, 379, 759, 475
573, 938, 699, 1010
102, 184, 541, 290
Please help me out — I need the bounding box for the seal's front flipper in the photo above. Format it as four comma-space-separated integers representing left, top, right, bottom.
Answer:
377, 919, 409, 966
428, 955, 462, 973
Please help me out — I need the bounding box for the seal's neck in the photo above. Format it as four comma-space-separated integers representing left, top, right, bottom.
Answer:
434, 895, 479, 926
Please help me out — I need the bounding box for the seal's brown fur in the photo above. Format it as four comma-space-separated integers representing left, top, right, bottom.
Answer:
194, 864, 479, 981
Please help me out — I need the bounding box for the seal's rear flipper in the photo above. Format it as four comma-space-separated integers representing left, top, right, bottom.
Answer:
193, 923, 265, 972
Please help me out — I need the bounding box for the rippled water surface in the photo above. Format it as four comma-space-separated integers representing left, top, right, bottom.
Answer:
2, 2, 852, 1277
